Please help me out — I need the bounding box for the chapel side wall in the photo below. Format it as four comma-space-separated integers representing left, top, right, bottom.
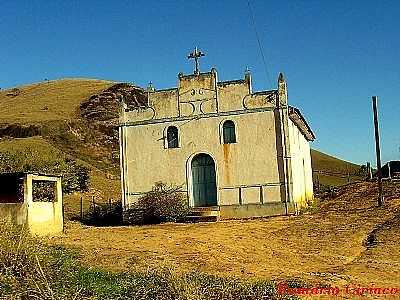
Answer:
288, 119, 314, 209
303, 138, 314, 204
123, 110, 283, 207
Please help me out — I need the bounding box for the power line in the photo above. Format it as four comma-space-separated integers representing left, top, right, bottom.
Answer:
247, 0, 273, 89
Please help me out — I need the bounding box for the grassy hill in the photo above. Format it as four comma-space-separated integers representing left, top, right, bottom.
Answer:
311, 149, 363, 188
311, 149, 360, 173
0, 79, 114, 123
0, 79, 121, 218
0, 79, 362, 218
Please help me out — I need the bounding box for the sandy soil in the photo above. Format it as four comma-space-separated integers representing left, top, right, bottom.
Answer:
50, 181, 400, 292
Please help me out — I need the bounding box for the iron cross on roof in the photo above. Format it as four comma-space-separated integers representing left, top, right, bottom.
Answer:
188, 47, 205, 75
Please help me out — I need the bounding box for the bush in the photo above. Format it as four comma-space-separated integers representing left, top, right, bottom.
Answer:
60, 158, 90, 193
0, 124, 41, 138
82, 201, 123, 226
32, 180, 56, 202
124, 182, 190, 225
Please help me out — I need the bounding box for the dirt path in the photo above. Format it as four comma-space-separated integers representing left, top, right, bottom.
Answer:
50, 182, 400, 290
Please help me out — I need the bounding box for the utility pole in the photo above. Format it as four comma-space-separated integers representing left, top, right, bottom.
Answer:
372, 96, 383, 207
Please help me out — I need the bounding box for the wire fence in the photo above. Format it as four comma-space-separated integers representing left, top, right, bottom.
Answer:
76, 196, 122, 225
313, 170, 367, 192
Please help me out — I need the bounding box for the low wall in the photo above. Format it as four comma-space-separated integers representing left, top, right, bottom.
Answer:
219, 202, 295, 219
28, 202, 63, 236
0, 203, 28, 225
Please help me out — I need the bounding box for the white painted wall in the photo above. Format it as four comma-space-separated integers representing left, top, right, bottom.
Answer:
288, 119, 314, 209
121, 110, 284, 208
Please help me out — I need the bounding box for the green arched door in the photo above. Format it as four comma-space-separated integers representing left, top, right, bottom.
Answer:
191, 154, 217, 207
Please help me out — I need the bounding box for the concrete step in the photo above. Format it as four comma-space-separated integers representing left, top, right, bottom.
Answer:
189, 210, 220, 217
190, 206, 220, 217
184, 215, 219, 223
185, 206, 220, 222
191, 206, 220, 211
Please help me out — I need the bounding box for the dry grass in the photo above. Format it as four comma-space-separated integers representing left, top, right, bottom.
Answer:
0, 79, 113, 124
311, 149, 360, 174
51, 181, 400, 291
311, 149, 364, 187
0, 136, 61, 157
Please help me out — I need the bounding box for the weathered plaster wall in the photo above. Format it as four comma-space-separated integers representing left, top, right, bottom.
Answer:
26, 175, 63, 236
0, 203, 27, 225
120, 69, 314, 218
122, 110, 283, 208
149, 89, 178, 119
288, 119, 314, 209
28, 202, 63, 236
217, 82, 249, 112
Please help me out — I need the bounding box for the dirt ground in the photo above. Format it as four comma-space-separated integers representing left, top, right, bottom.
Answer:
51, 181, 400, 291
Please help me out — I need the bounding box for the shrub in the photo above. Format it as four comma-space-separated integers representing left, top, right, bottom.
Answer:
0, 124, 41, 138
32, 180, 56, 202
82, 201, 123, 226
124, 182, 190, 225
60, 158, 90, 193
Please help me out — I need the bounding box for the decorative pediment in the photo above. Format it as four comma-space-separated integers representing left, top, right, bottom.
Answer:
179, 88, 216, 102
242, 92, 277, 109
123, 107, 155, 122
179, 88, 217, 116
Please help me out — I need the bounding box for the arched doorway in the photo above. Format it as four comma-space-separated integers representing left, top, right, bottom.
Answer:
191, 153, 217, 207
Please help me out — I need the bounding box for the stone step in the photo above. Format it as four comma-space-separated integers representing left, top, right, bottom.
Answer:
189, 210, 220, 217
184, 215, 219, 223
191, 206, 220, 211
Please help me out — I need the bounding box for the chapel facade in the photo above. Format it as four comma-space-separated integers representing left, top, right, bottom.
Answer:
119, 57, 315, 219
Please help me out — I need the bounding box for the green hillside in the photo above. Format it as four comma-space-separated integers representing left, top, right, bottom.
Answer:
311, 149, 364, 189
311, 149, 360, 173
0, 79, 120, 218
0, 79, 114, 123
0, 79, 362, 217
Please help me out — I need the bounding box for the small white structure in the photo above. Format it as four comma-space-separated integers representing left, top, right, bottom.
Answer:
119, 54, 315, 219
0, 172, 63, 236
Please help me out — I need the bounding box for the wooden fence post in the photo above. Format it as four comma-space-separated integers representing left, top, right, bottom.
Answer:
80, 196, 83, 220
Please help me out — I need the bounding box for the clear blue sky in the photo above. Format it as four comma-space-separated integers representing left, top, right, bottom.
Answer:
1, 0, 399, 165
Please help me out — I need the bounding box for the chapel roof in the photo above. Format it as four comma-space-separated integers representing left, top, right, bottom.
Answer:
288, 106, 316, 141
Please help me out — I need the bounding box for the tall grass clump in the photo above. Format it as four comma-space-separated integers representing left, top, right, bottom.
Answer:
0, 221, 80, 299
